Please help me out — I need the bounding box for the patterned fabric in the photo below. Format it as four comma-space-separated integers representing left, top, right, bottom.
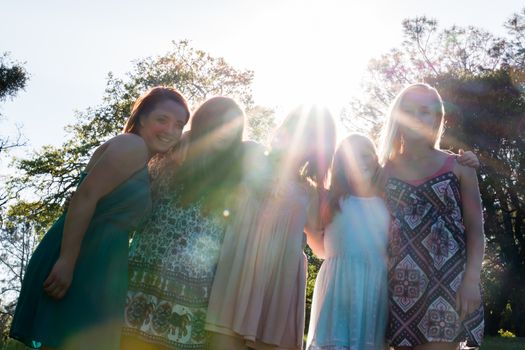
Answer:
123, 190, 226, 349
384, 161, 484, 347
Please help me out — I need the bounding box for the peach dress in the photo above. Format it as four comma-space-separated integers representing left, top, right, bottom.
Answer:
206, 151, 310, 350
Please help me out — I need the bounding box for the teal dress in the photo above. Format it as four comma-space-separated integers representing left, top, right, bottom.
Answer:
10, 167, 151, 349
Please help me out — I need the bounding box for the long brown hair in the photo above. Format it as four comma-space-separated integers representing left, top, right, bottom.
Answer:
123, 86, 190, 134
171, 96, 246, 215
322, 133, 379, 226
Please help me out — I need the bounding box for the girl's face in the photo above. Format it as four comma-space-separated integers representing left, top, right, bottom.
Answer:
207, 111, 243, 153
344, 140, 379, 188
271, 124, 315, 162
398, 88, 440, 144
138, 99, 188, 155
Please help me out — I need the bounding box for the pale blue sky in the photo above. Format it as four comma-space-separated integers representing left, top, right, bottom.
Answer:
1, 0, 523, 161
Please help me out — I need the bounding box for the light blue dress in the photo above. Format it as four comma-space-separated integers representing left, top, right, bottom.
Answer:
307, 195, 390, 350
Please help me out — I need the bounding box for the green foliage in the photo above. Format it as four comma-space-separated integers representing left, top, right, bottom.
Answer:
305, 246, 322, 333
504, 7, 525, 70
245, 105, 276, 145
0, 207, 39, 345
0, 53, 28, 156
0, 53, 28, 103
499, 328, 517, 338
433, 70, 525, 335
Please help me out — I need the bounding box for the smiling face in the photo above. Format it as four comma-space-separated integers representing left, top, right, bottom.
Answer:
397, 86, 444, 146
138, 99, 188, 155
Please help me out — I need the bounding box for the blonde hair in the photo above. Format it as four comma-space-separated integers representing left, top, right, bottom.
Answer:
378, 83, 445, 165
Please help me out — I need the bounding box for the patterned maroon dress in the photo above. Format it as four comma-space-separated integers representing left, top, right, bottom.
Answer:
384, 155, 484, 347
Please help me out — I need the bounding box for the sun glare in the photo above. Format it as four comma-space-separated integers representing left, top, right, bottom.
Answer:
249, 0, 385, 140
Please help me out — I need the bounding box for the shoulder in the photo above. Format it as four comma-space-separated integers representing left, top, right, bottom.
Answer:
93, 134, 148, 171
443, 149, 477, 182
85, 134, 147, 173
384, 157, 402, 173
106, 134, 148, 160
432, 149, 458, 173
434, 149, 452, 163
109, 133, 147, 151
452, 158, 477, 181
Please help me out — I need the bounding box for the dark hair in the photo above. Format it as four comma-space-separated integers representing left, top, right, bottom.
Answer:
273, 105, 336, 188
322, 133, 378, 226
123, 86, 190, 134
171, 96, 246, 215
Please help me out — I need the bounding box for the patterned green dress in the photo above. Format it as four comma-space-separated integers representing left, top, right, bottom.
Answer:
122, 187, 226, 349
10, 167, 151, 349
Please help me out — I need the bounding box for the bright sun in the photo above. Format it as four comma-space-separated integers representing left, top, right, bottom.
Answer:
249, 0, 384, 136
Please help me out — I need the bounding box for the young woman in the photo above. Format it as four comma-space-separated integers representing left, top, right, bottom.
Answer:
121, 96, 247, 350
10, 87, 191, 350
206, 105, 336, 350
306, 133, 389, 350
379, 83, 485, 349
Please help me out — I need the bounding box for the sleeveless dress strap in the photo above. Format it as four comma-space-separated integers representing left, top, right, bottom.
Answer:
437, 154, 456, 176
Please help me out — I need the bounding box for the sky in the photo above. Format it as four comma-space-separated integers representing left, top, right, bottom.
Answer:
1, 0, 523, 165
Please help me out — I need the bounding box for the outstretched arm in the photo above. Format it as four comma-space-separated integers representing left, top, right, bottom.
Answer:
43, 134, 149, 299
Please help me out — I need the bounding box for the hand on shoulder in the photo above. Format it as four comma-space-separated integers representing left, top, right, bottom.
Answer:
452, 156, 478, 184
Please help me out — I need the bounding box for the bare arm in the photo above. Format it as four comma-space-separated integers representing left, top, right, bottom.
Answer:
455, 162, 485, 320
43, 134, 149, 299
306, 229, 325, 259
304, 187, 326, 259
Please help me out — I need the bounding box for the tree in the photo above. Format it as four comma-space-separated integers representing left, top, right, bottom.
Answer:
0, 52, 28, 156
0, 207, 38, 344
0, 53, 28, 103
430, 71, 525, 335
343, 10, 525, 336
5, 40, 275, 232
504, 7, 525, 69
0, 40, 276, 341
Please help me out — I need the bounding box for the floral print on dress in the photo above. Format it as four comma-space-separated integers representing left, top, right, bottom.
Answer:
123, 190, 225, 349
385, 168, 484, 347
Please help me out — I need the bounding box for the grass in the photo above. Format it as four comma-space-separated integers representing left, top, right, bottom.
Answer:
3, 335, 525, 350
480, 336, 525, 350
